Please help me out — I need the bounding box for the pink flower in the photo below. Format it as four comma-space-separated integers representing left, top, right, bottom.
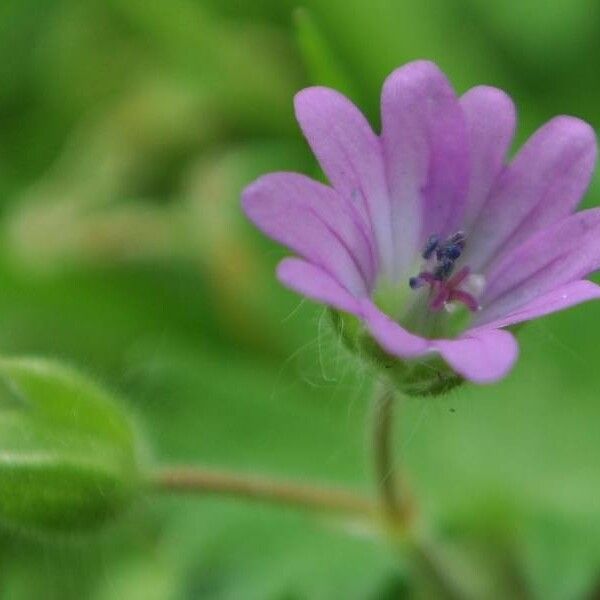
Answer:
242, 61, 599, 385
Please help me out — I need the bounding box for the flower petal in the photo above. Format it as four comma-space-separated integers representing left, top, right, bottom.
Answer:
381, 60, 469, 278
464, 116, 597, 273
473, 279, 600, 330
276, 258, 362, 315
242, 172, 373, 295
294, 87, 393, 274
460, 86, 516, 230
276, 263, 521, 384
359, 299, 429, 358
479, 208, 600, 323
432, 329, 519, 384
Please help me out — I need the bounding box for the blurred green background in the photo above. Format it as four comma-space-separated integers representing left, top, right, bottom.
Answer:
1, 0, 600, 598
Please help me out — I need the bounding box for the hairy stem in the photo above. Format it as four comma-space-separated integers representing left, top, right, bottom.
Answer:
372, 382, 412, 525
371, 383, 469, 598
150, 466, 375, 517
411, 537, 470, 600
149, 389, 468, 598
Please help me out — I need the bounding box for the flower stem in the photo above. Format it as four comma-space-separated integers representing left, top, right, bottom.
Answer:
371, 383, 469, 599
149, 408, 467, 597
411, 537, 470, 600
150, 466, 375, 517
371, 382, 412, 525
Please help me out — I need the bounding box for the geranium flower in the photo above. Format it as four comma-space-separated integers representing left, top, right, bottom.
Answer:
242, 60, 599, 386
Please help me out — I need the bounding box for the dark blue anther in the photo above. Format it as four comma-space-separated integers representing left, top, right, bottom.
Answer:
410, 231, 469, 290
434, 257, 455, 280
446, 244, 463, 260
448, 231, 466, 249
409, 276, 424, 289
436, 242, 463, 261
422, 234, 440, 260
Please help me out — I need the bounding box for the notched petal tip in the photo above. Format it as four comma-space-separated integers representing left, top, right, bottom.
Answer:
550, 114, 597, 138
460, 85, 517, 129
548, 115, 598, 163
383, 59, 447, 86
537, 115, 598, 177
293, 85, 345, 113
293, 87, 365, 138
381, 60, 457, 110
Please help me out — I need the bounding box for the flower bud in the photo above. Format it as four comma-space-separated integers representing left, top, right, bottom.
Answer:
0, 358, 141, 536
330, 310, 462, 397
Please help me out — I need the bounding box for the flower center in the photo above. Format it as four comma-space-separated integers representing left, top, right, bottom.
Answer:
408, 231, 482, 313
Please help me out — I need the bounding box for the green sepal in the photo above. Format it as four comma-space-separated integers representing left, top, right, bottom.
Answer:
0, 357, 141, 536
329, 310, 462, 397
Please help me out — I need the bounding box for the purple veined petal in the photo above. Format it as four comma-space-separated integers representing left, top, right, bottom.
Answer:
277, 258, 362, 315
358, 299, 429, 358
381, 60, 470, 279
472, 279, 600, 330
432, 328, 519, 384
294, 87, 392, 275
464, 116, 597, 273
242, 172, 373, 296
479, 208, 600, 323
460, 86, 516, 230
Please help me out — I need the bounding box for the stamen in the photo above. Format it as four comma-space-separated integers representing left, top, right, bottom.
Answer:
409, 276, 425, 290
408, 231, 482, 314
436, 242, 463, 261
447, 231, 466, 247
436, 231, 465, 261
422, 234, 440, 260
418, 272, 437, 285
433, 257, 455, 280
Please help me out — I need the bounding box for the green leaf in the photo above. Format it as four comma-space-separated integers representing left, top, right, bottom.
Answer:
0, 357, 141, 536
519, 512, 600, 600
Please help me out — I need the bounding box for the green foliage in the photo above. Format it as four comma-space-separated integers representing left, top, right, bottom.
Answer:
0, 0, 599, 598
0, 358, 140, 535
293, 7, 361, 104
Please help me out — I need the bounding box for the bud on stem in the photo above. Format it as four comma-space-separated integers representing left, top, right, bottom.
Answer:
0, 358, 141, 536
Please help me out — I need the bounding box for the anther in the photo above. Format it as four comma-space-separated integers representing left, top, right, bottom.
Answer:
435, 231, 465, 262
422, 234, 440, 260
434, 257, 455, 280
436, 242, 463, 262
409, 272, 437, 289
408, 230, 481, 314
447, 231, 466, 248
409, 276, 424, 289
